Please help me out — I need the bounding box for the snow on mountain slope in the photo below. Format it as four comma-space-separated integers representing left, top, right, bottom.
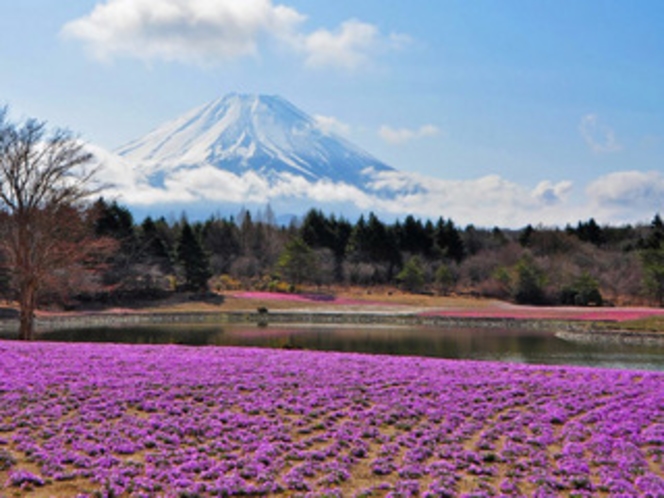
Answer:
89, 96, 576, 227
117, 93, 395, 189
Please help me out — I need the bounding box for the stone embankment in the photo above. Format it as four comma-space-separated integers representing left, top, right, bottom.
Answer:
0, 309, 593, 332
1, 309, 662, 345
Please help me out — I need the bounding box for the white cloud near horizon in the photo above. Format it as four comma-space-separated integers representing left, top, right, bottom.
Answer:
62, 0, 406, 70
533, 180, 574, 205
90, 143, 662, 227
378, 124, 440, 145
587, 170, 664, 215
579, 114, 622, 154
365, 171, 576, 226
91, 146, 582, 227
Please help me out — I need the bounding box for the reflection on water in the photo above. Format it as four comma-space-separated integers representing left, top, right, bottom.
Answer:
28, 323, 664, 371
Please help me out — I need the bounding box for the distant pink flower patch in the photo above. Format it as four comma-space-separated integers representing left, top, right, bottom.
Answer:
232, 292, 330, 303
574, 308, 664, 322
422, 306, 664, 322
231, 291, 385, 306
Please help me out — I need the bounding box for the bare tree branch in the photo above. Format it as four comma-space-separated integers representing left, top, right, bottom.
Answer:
0, 108, 103, 339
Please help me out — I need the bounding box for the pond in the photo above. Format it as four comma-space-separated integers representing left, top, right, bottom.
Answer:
29, 322, 664, 371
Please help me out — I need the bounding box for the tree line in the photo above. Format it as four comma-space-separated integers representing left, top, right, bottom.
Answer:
67, 200, 664, 310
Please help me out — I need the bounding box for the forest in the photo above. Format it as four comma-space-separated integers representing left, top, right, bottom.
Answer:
9, 198, 661, 310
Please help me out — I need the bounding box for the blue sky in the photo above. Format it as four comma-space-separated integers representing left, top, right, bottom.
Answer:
2, 1, 663, 226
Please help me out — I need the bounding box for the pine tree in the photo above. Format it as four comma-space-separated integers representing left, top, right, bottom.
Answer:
435, 218, 465, 262
301, 209, 334, 249
645, 214, 664, 249
140, 217, 172, 273
94, 198, 137, 255
641, 248, 664, 306
277, 237, 317, 286
575, 218, 604, 246
397, 256, 426, 293
347, 213, 400, 267
513, 254, 547, 304
176, 222, 211, 292
397, 215, 433, 256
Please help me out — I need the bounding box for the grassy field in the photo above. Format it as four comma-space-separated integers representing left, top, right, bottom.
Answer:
134, 288, 664, 334
596, 316, 664, 333
37, 287, 663, 323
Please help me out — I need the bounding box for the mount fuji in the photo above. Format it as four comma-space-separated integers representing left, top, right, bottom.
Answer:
116, 93, 397, 191
90, 93, 579, 227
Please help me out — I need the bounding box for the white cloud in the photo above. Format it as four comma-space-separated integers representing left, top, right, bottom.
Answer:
314, 115, 351, 136
62, 0, 304, 64
94, 142, 664, 227
579, 114, 622, 153
85, 141, 146, 190
92, 143, 584, 227
378, 124, 440, 145
587, 170, 664, 209
300, 19, 408, 70
363, 172, 579, 227
62, 0, 406, 70
114, 166, 577, 228
533, 180, 573, 205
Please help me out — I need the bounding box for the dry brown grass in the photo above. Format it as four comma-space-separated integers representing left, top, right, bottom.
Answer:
137, 287, 499, 314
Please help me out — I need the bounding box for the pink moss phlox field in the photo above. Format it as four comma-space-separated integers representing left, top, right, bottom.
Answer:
1, 342, 663, 497
231, 291, 318, 302
422, 306, 664, 322
231, 291, 387, 306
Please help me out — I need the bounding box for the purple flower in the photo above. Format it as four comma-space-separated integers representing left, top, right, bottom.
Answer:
0, 341, 662, 496
5, 469, 44, 488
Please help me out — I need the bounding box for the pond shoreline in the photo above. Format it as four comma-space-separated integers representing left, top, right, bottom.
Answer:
1, 309, 663, 345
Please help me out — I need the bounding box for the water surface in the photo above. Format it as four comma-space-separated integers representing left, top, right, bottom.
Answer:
30, 323, 664, 371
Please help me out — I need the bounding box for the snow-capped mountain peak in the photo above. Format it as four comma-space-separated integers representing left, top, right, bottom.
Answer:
116, 93, 394, 188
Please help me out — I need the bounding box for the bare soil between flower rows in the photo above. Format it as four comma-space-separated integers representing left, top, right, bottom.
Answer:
1, 342, 663, 497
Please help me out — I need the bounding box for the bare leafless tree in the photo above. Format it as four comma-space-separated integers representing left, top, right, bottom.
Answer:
0, 108, 101, 339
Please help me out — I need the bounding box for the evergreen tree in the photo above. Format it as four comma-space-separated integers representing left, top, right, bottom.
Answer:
301, 209, 335, 250
560, 272, 603, 306
575, 218, 605, 246
397, 215, 432, 256
519, 224, 535, 248
644, 214, 664, 249
139, 217, 171, 272
202, 217, 241, 274
277, 237, 317, 286
346, 214, 368, 259
176, 222, 211, 292
652, 214, 664, 231
513, 254, 547, 305
444, 220, 465, 263
93, 199, 140, 289
300, 209, 352, 281
348, 213, 400, 266
434, 218, 465, 262
94, 198, 136, 251
491, 227, 508, 246
330, 216, 353, 261
434, 263, 456, 296
397, 256, 426, 293
641, 248, 664, 306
